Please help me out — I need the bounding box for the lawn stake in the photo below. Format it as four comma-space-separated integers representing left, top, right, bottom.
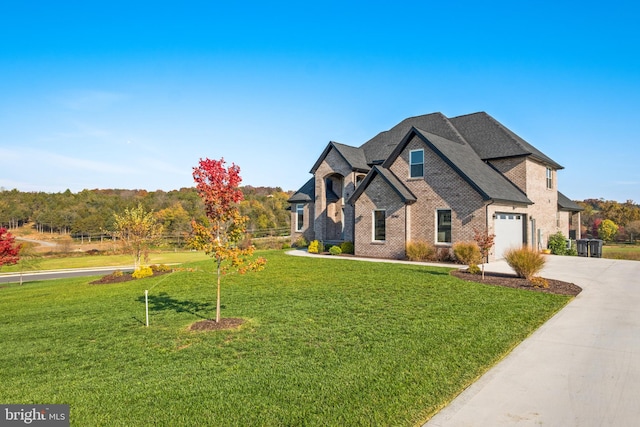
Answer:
145, 290, 149, 327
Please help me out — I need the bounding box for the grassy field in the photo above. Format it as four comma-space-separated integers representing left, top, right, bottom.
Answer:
0, 250, 573, 426
603, 243, 640, 261
1, 250, 210, 272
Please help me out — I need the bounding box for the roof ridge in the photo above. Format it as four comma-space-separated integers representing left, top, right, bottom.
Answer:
439, 114, 469, 145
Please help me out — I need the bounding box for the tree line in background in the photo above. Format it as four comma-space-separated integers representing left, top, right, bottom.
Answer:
2, 188, 639, 245
578, 199, 640, 242
0, 186, 292, 245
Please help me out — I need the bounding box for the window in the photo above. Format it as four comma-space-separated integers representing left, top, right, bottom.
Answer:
546, 167, 553, 189
295, 204, 304, 232
410, 149, 424, 178
373, 210, 386, 241
436, 209, 452, 243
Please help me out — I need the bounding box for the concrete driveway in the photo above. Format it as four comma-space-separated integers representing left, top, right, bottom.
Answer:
425, 256, 640, 426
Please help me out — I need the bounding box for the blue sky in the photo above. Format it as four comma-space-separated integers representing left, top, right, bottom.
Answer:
1, 1, 638, 202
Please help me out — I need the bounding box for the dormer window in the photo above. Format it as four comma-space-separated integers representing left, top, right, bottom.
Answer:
410, 149, 424, 178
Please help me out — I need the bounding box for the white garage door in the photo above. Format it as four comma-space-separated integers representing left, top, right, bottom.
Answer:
494, 213, 524, 259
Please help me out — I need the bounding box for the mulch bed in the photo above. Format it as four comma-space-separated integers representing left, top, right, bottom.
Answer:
450, 269, 582, 296
188, 318, 245, 331
89, 270, 170, 285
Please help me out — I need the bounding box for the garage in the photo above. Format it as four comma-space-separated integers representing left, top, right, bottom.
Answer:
493, 213, 524, 259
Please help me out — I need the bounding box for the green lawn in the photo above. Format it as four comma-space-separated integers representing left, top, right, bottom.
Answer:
0, 251, 572, 426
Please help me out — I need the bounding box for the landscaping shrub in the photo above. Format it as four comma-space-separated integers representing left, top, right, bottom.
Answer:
340, 241, 354, 255
132, 266, 153, 279
406, 241, 436, 261
453, 241, 482, 265
308, 240, 320, 254
530, 276, 549, 289
548, 232, 569, 255
329, 246, 342, 256
150, 264, 171, 273
504, 247, 546, 280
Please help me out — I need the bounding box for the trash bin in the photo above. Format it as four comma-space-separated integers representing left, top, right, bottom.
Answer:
577, 239, 590, 257
589, 239, 603, 258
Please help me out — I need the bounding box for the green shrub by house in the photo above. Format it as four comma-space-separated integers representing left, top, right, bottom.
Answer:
329, 245, 342, 256
547, 232, 569, 255
340, 241, 354, 254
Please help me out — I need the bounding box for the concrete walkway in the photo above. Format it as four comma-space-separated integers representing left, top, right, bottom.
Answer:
425, 256, 640, 426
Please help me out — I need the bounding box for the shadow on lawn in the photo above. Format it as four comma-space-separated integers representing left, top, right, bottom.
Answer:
136, 292, 217, 319
403, 267, 454, 276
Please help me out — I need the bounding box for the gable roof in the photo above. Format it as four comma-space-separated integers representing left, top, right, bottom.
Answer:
383, 127, 532, 205
288, 178, 315, 203
558, 191, 584, 211
310, 141, 369, 174
347, 166, 417, 206
360, 112, 466, 164
449, 112, 564, 169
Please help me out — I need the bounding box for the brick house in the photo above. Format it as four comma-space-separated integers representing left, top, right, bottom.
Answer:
289, 112, 582, 261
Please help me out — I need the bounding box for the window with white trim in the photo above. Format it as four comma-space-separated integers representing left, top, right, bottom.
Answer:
436, 209, 452, 244
295, 204, 304, 232
410, 149, 424, 178
373, 210, 386, 242
546, 167, 553, 189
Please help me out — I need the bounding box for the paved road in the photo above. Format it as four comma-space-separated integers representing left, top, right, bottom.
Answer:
0, 266, 134, 284
425, 256, 640, 427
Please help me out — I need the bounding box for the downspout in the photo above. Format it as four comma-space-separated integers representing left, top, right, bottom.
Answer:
485, 200, 495, 263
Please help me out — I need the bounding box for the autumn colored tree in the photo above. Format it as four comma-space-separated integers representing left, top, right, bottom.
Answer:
0, 227, 21, 269
626, 220, 640, 243
598, 219, 619, 243
474, 227, 496, 280
189, 158, 266, 323
111, 204, 164, 270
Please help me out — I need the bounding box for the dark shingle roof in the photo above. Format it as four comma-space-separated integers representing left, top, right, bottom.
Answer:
295, 111, 568, 206
558, 191, 583, 211
360, 112, 466, 164
288, 178, 315, 203
383, 128, 532, 205
310, 141, 369, 174
449, 112, 564, 169
347, 166, 416, 206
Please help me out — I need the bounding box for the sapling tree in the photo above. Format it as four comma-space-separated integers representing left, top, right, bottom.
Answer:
474, 227, 496, 280
111, 204, 164, 270
0, 227, 21, 269
189, 158, 266, 323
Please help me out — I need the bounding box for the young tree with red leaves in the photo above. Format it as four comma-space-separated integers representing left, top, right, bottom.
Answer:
474, 227, 496, 280
0, 227, 21, 269
189, 158, 266, 323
